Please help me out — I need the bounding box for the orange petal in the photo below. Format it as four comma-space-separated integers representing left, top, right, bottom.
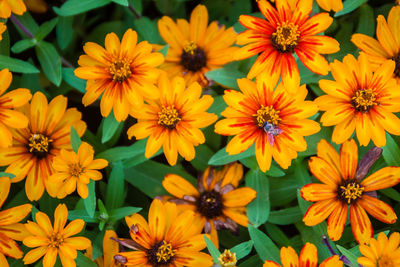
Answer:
350, 202, 373, 245
362, 166, 400, 191
308, 157, 341, 187
339, 139, 358, 180
223, 188, 256, 207
303, 199, 340, 226
358, 195, 397, 224
327, 202, 348, 241
299, 243, 318, 267
300, 184, 337, 202
148, 199, 166, 242
0, 204, 32, 226
162, 174, 199, 198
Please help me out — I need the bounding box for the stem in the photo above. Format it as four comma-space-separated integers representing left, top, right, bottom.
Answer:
61, 57, 74, 68
128, 5, 141, 19
322, 236, 337, 256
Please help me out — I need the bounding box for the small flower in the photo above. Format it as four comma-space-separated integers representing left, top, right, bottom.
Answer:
301, 139, 400, 244
219, 249, 237, 267
157, 4, 238, 87
127, 74, 217, 166
0, 176, 32, 267
0, 0, 26, 18
74, 29, 164, 122
0, 23, 6, 41
358, 232, 400, 267
316, 0, 343, 12
86, 229, 121, 267
23, 204, 91, 267
263, 243, 343, 267
49, 141, 108, 199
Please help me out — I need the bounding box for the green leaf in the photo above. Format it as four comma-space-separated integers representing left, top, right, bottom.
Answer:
205, 67, 244, 90
159, 45, 169, 57
0, 55, 39, 73
35, 18, 59, 41
268, 207, 302, 225
70, 126, 81, 153
298, 126, 332, 157
245, 169, 270, 227
96, 140, 147, 163
204, 235, 220, 264
84, 180, 96, 218
0, 172, 16, 178
129, 0, 143, 14
105, 161, 125, 210
208, 95, 227, 118
57, 16, 74, 50
16, 12, 39, 35
337, 245, 359, 267
62, 68, 86, 93
97, 199, 108, 231
112, 0, 129, 6
76, 251, 98, 267
381, 187, 400, 202
54, 0, 111, 16
101, 113, 121, 144
240, 157, 285, 177
35, 41, 62, 86
248, 225, 280, 263
109, 206, 142, 222
11, 39, 36, 54
335, 0, 368, 17
231, 240, 253, 260
191, 144, 214, 171
382, 133, 400, 166
68, 209, 99, 223
208, 145, 254, 166
133, 17, 163, 43
269, 175, 298, 207
356, 4, 375, 36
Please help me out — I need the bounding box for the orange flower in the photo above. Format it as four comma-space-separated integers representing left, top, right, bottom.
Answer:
358, 232, 400, 267
0, 177, 32, 267
74, 29, 164, 122
236, 0, 339, 92
301, 139, 400, 244
0, 23, 6, 41
86, 230, 121, 267
316, 0, 343, 12
0, 0, 26, 18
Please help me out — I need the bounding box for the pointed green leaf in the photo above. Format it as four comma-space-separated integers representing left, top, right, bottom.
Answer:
246, 169, 270, 227
70, 126, 81, 153
0, 55, 39, 73
35, 41, 62, 86
11, 39, 36, 54
105, 161, 125, 210
54, 0, 111, 16
204, 235, 220, 264
109, 207, 142, 222
231, 240, 253, 260
248, 225, 280, 263
208, 145, 254, 166
102, 113, 122, 144
83, 180, 96, 218
35, 18, 59, 41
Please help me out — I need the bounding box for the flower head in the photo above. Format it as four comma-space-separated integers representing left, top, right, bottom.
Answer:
74, 29, 164, 122
0, 0, 26, 18
49, 141, 108, 199
23, 204, 91, 267
219, 249, 237, 267
157, 4, 238, 87
301, 139, 400, 244
0, 176, 32, 267
316, 0, 343, 12
315, 54, 400, 147
263, 242, 343, 267
358, 232, 400, 267
86, 229, 121, 267
127, 74, 217, 166
215, 77, 320, 172
0, 91, 86, 201
0, 23, 6, 41
236, 0, 339, 92
162, 163, 256, 248
113, 199, 213, 267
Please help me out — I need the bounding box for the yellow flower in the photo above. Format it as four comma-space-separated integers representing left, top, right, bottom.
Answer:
219, 249, 237, 267
113, 199, 213, 266
316, 0, 343, 12
352, 6, 400, 83
263, 243, 343, 267
23, 204, 91, 267
214, 77, 320, 172
0, 91, 86, 201
0, 23, 6, 41
0, 0, 26, 18
86, 230, 121, 267
162, 163, 256, 248
315, 53, 400, 147
49, 141, 108, 199
157, 4, 238, 87
127, 74, 217, 166
0, 177, 32, 267
74, 29, 164, 122
358, 232, 400, 267
0, 69, 32, 148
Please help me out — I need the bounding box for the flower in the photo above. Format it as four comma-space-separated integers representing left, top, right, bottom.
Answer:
219, 249, 237, 267
236, 0, 339, 92
214, 77, 320, 172
0, 176, 32, 267
0, 0, 26, 18
0, 23, 6, 41
315, 53, 400, 147
316, 0, 343, 12
0, 91, 87, 201
357, 232, 400, 267
74, 29, 164, 122
0, 69, 32, 148
23, 204, 91, 267
86, 230, 121, 267
157, 4, 238, 87
127, 74, 217, 166
351, 6, 400, 83
263, 242, 343, 267
113, 199, 213, 266
49, 141, 108, 199
301, 139, 400, 244
162, 163, 256, 248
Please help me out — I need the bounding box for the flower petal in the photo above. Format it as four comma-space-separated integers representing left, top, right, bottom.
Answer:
361, 167, 400, 191
350, 202, 373, 245
358, 195, 397, 224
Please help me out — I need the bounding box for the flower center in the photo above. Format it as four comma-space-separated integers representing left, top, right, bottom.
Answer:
158, 105, 181, 129
109, 60, 132, 83
28, 133, 53, 158
393, 54, 400, 78
196, 190, 223, 219
69, 164, 83, 177
218, 249, 237, 267
49, 232, 64, 248
351, 89, 377, 112
271, 22, 300, 53
147, 241, 176, 266
254, 105, 280, 127
180, 41, 207, 72
338, 180, 364, 204
377, 255, 395, 267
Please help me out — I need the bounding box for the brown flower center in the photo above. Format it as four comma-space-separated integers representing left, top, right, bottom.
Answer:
351, 89, 377, 112
28, 133, 53, 158
158, 105, 181, 129
109, 60, 132, 83
218, 249, 237, 267
271, 22, 300, 53
180, 41, 207, 72
196, 190, 223, 219
338, 180, 364, 204
377, 255, 395, 267
394, 54, 400, 78
147, 241, 176, 266
253, 105, 281, 127
49, 232, 64, 248
70, 164, 83, 177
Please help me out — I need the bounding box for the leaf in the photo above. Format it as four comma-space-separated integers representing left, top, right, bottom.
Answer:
245, 169, 270, 227
70, 126, 81, 153
108, 207, 142, 222
298, 126, 332, 157
133, 17, 163, 43
11, 39, 36, 54
129, 0, 143, 14
204, 235, 220, 264
231, 240, 253, 260
68, 209, 99, 223
381, 188, 400, 202
208, 145, 254, 166
337, 245, 359, 267
0, 172, 16, 178
54, 0, 111, 16
382, 133, 400, 166
101, 113, 122, 143
191, 144, 214, 171
208, 95, 227, 118
268, 207, 303, 225
62, 68, 86, 93
159, 45, 169, 57
335, 0, 368, 17
105, 161, 125, 210
248, 225, 280, 263
356, 4, 375, 36
76, 251, 98, 267
96, 140, 147, 163
35, 41, 62, 86
240, 157, 285, 177
35, 18, 59, 41
205, 67, 244, 90
112, 0, 129, 6
0, 55, 39, 73
84, 180, 96, 218
269, 175, 298, 207
57, 16, 74, 50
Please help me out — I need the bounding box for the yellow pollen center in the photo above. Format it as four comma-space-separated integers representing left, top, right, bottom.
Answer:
109, 60, 132, 83
28, 133, 52, 153
158, 105, 181, 129
340, 182, 364, 204
156, 241, 175, 263
218, 249, 237, 267
272, 22, 300, 53
70, 164, 83, 177
183, 41, 198, 55
352, 89, 377, 112
377, 255, 394, 267
49, 232, 64, 248
253, 105, 280, 127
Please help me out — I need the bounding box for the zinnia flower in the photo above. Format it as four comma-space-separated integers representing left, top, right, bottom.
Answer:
49, 141, 108, 199
301, 139, 400, 244
236, 0, 339, 92
86, 229, 120, 267
358, 232, 400, 267
263, 242, 343, 267
0, 0, 26, 18
0, 176, 32, 267
23, 203, 91, 267
351, 6, 400, 83
74, 29, 164, 122
0, 91, 86, 201
0, 23, 6, 41
316, 0, 343, 12
0, 69, 32, 148
315, 53, 400, 147
214, 77, 320, 172
113, 199, 213, 266
162, 163, 256, 248
157, 4, 238, 87
218, 249, 237, 267
127, 74, 217, 166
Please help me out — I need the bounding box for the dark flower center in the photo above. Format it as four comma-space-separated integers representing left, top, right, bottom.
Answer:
351, 89, 377, 112
271, 22, 299, 53
147, 241, 175, 266
180, 42, 207, 72
158, 105, 181, 129
27, 133, 53, 158
196, 190, 223, 219
338, 180, 364, 204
